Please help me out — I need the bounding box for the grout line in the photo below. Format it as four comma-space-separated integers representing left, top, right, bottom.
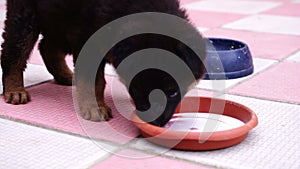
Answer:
0, 114, 93, 140
0, 79, 54, 96
81, 129, 219, 168
196, 58, 279, 96
85, 145, 124, 169
281, 49, 300, 62
0, 114, 137, 148
87, 138, 143, 169
195, 86, 300, 106
223, 59, 279, 92
124, 141, 219, 169
225, 93, 300, 106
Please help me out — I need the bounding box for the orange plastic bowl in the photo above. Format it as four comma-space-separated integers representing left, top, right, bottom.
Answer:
131, 97, 258, 150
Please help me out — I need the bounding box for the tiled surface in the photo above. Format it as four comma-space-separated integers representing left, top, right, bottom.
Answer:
263, 3, 300, 16
230, 62, 300, 104
223, 14, 300, 36
287, 50, 300, 62
1, 0, 300, 169
0, 77, 139, 144
196, 58, 278, 91
92, 150, 210, 169
129, 95, 300, 169
0, 7, 5, 28
203, 29, 300, 60
186, 10, 246, 28
0, 118, 117, 169
184, 0, 281, 14
0, 64, 53, 94
179, 0, 198, 6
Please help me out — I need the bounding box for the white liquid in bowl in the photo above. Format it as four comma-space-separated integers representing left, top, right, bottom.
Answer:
163, 113, 244, 132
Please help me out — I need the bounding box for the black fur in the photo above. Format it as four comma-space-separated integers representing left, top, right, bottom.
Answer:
1, 0, 206, 126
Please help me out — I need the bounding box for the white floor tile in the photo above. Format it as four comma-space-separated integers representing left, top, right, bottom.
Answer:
292, 0, 300, 3
0, 64, 53, 94
224, 14, 300, 36
23, 64, 53, 86
0, 8, 5, 22
196, 58, 277, 91
129, 96, 300, 169
286, 50, 300, 62
184, 0, 281, 14
0, 28, 3, 44
0, 118, 117, 169
197, 27, 209, 33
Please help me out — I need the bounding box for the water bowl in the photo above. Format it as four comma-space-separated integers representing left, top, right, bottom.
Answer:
204, 38, 254, 80
131, 97, 258, 150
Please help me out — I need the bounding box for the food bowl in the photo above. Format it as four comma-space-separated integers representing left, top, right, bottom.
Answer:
131, 97, 258, 150
204, 38, 254, 80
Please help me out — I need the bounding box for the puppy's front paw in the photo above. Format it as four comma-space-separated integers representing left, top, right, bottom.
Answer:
4, 90, 31, 104
80, 103, 112, 122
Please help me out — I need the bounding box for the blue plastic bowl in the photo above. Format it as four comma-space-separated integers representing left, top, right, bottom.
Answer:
204, 38, 254, 80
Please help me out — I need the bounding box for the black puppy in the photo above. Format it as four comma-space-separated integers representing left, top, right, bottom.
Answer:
1, 0, 206, 126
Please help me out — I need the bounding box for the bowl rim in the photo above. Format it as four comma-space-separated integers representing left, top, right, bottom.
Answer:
206, 37, 249, 52
131, 97, 258, 142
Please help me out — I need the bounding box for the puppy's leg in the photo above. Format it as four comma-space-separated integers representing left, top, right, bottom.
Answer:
1, 1, 39, 104
39, 39, 73, 86
75, 61, 112, 121
95, 69, 112, 120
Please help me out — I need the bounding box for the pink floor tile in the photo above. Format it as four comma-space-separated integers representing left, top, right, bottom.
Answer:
203, 28, 300, 60
180, 0, 199, 6
256, 0, 289, 1
0, 76, 139, 144
229, 62, 300, 104
263, 3, 300, 16
186, 10, 246, 28
223, 14, 300, 36
93, 150, 209, 169
184, 0, 281, 14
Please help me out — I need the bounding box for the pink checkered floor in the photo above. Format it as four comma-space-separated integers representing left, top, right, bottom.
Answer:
0, 0, 299, 169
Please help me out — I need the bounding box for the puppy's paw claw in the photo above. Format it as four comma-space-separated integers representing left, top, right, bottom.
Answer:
81, 105, 112, 122
99, 105, 113, 120
4, 90, 31, 104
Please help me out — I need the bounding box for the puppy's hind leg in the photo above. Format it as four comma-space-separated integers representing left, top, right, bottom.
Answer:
1, 1, 40, 104
39, 39, 73, 86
